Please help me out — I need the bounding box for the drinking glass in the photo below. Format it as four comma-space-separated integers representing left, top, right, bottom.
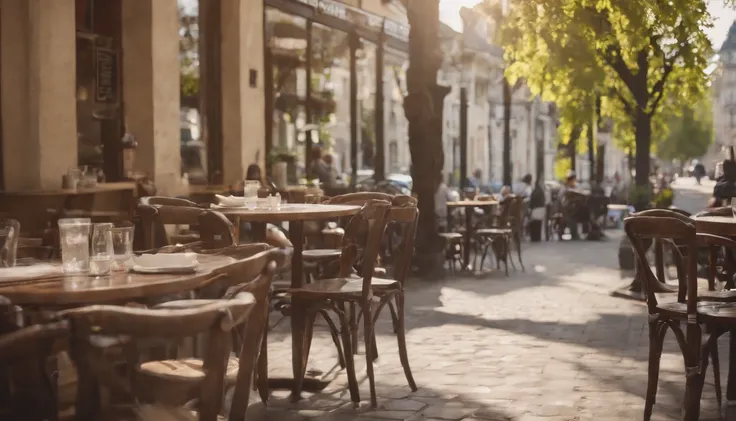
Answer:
110, 226, 134, 271
244, 181, 260, 209
0, 219, 20, 268
59, 218, 91, 274
90, 223, 114, 276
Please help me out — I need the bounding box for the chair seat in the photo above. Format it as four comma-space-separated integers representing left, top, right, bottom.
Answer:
291, 277, 399, 296
137, 356, 240, 384
302, 249, 342, 261
658, 301, 736, 322
439, 232, 463, 241
476, 228, 511, 236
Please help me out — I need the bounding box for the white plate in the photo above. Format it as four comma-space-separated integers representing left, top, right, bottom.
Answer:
131, 264, 198, 274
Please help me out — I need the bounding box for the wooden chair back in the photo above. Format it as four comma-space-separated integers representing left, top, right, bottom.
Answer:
338, 200, 391, 299
326, 192, 394, 205
138, 204, 235, 250
386, 197, 418, 286
0, 318, 69, 421
624, 212, 698, 313
64, 295, 256, 421
140, 196, 202, 208
696, 207, 732, 218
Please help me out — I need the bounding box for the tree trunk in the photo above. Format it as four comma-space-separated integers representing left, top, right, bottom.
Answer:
405, 0, 449, 278
634, 108, 652, 188
596, 144, 605, 185
502, 77, 512, 186
587, 124, 595, 184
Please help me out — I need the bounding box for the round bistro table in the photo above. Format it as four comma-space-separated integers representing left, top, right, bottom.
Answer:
0, 254, 237, 308
446, 200, 499, 271
215, 203, 361, 399
692, 215, 736, 403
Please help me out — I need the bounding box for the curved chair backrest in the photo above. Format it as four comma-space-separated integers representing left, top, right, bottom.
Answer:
624, 213, 697, 313
138, 205, 235, 250
139, 196, 202, 208
327, 192, 394, 206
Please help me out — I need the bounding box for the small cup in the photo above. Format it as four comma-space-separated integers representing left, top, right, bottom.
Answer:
111, 226, 134, 271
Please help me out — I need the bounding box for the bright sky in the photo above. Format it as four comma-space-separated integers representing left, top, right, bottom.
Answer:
439, 0, 736, 49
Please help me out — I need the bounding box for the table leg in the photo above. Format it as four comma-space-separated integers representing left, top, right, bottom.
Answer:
727, 329, 736, 402
463, 207, 472, 270
289, 221, 306, 401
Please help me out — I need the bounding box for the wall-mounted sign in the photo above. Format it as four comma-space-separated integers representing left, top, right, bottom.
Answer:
95, 47, 117, 104
295, 0, 409, 42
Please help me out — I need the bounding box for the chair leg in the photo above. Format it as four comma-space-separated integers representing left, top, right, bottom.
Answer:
362, 301, 378, 408
291, 307, 317, 402
516, 233, 525, 272
317, 309, 346, 369
350, 303, 359, 355
644, 321, 666, 421
335, 302, 360, 405
711, 340, 722, 410
388, 299, 399, 334
504, 237, 510, 276
395, 293, 417, 392
257, 323, 269, 403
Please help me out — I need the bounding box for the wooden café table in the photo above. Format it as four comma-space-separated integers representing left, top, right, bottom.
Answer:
692, 215, 736, 403
0, 254, 238, 308
215, 203, 361, 399
446, 200, 499, 271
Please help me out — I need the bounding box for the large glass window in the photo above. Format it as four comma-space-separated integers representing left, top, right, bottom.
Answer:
178, 0, 205, 183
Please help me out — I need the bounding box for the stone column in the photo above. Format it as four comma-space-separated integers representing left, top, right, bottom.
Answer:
1, 0, 77, 191
122, 0, 180, 194
219, 0, 265, 183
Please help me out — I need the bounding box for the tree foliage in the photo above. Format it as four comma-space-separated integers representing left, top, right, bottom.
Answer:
501, 0, 713, 186
657, 96, 714, 163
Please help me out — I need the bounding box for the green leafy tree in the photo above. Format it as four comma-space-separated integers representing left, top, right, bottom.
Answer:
501, 0, 713, 190
657, 98, 714, 164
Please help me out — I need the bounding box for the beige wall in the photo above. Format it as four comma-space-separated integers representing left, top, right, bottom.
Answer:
1, 0, 77, 191
122, 0, 181, 194
220, 0, 265, 183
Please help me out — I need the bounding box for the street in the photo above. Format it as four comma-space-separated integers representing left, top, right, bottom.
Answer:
246, 179, 727, 421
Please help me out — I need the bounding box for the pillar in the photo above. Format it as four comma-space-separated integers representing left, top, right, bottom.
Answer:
220, 0, 265, 183
1, 0, 77, 191
122, 0, 180, 193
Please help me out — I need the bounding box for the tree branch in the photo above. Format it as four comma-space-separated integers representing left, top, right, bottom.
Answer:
601, 44, 638, 93
612, 87, 637, 123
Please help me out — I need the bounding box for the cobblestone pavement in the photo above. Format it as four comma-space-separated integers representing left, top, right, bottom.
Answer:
243, 227, 732, 421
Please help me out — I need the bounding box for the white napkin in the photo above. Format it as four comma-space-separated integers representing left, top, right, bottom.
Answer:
132, 253, 199, 269
0, 264, 59, 281
214, 194, 246, 207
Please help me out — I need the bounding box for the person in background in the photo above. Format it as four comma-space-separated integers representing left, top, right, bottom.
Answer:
435, 173, 455, 231
321, 153, 339, 186
307, 145, 331, 183
520, 174, 533, 198
559, 170, 581, 240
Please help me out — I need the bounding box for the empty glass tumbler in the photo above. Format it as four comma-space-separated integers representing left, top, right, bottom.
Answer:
90, 223, 114, 276
58, 218, 91, 274
111, 226, 134, 271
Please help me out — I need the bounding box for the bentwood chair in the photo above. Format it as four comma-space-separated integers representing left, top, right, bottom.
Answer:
137, 204, 235, 251
0, 319, 69, 421
624, 214, 724, 421
149, 246, 286, 418
288, 200, 392, 407
474, 196, 513, 275
353, 196, 419, 393
65, 294, 257, 421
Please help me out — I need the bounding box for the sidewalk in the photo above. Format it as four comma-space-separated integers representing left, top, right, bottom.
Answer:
247, 231, 729, 421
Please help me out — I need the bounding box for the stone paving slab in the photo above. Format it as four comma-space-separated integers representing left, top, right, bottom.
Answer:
241, 231, 734, 421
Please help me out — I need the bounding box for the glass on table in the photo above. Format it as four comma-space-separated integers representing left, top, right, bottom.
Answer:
58, 218, 91, 274
244, 181, 260, 209
0, 219, 20, 268
110, 226, 134, 271
90, 223, 114, 276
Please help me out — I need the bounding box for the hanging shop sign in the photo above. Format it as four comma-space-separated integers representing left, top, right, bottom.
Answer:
95, 47, 118, 104
294, 0, 409, 42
